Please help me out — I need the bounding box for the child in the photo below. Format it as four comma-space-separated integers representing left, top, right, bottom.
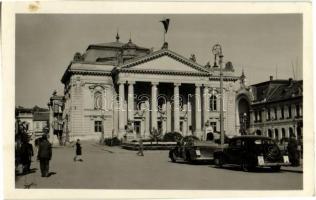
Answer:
73, 139, 83, 162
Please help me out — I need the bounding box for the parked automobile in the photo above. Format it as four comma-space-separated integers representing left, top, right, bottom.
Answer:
213, 135, 291, 172
169, 136, 220, 163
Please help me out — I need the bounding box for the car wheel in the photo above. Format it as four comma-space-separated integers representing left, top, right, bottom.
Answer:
214, 156, 223, 168
271, 166, 281, 172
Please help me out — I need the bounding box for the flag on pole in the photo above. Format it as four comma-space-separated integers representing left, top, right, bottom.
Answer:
160, 18, 170, 33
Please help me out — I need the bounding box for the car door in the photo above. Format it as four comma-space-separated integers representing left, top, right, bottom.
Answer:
226, 139, 243, 164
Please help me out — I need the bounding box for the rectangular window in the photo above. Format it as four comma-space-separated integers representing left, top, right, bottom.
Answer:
296, 104, 300, 117
94, 121, 103, 132
179, 121, 183, 132
258, 111, 262, 122
267, 108, 271, 121
288, 105, 292, 118
281, 106, 285, 119
254, 111, 258, 122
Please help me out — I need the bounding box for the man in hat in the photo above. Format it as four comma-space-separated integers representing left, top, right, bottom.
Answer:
20, 136, 34, 174
287, 134, 300, 166
37, 134, 52, 177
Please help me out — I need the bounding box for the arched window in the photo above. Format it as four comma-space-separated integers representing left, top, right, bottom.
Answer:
275, 129, 279, 140
94, 92, 103, 109
268, 129, 273, 138
282, 128, 286, 139
210, 95, 217, 111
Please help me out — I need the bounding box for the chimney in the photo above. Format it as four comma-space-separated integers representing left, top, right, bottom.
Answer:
270, 76, 273, 81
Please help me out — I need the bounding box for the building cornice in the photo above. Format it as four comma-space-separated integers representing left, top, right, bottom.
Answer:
119, 68, 209, 77
120, 49, 210, 74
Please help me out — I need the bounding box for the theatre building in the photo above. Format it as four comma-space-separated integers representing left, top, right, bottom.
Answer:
60, 34, 248, 141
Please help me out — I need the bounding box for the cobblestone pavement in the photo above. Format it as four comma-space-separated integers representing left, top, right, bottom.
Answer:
15, 141, 303, 190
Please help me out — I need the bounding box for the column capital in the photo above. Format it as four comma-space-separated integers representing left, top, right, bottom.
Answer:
203, 83, 210, 88
195, 83, 202, 88
151, 81, 159, 86
174, 82, 181, 87
118, 80, 126, 85
127, 80, 136, 85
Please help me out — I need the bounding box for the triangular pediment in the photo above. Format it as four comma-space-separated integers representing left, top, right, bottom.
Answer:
120, 49, 209, 74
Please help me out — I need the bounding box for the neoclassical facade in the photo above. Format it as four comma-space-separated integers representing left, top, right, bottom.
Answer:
60, 35, 241, 141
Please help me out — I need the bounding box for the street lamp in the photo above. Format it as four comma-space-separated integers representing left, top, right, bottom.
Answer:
212, 44, 224, 145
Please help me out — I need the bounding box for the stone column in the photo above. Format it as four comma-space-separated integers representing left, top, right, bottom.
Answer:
127, 81, 135, 122
162, 103, 167, 134
118, 82, 125, 136
203, 86, 210, 128
195, 84, 202, 136
173, 83, 181, 133
166, 100, 172, 132
151, 82, 158, 131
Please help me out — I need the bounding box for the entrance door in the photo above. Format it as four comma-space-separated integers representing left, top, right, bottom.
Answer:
134, 121, 141, 136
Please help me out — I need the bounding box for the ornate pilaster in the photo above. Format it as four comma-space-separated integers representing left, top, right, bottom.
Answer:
127, 81, 135, 122
173, 83, 181, 133
195, 84, 202, 136
118, 82, 125, 136
151, 82, 158, 131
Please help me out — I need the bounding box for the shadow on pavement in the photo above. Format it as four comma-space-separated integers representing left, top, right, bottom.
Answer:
47, 172, 57, 177
280, 168, 303, 173
167, 160, 212, 165
208, 165, 293, 173
16, 168, 38, 176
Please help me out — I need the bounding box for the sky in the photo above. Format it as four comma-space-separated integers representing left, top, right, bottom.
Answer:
16, 14, 302, 108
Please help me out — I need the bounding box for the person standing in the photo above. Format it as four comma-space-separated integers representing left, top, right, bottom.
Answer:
136, 135, 144, 156
37, 134, 52, 177
287, 134, 300, 166
20, 137, 34, 174
73, 139, 83, 162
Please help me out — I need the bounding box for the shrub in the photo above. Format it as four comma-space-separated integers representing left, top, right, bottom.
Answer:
104, 137, 121, 146
163, 132, 183, 142
183, 135, 199, 142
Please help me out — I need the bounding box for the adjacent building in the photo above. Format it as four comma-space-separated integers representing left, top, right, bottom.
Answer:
15, 106, 49, 142
250, 77, 303, 141
47, 91, 65, 145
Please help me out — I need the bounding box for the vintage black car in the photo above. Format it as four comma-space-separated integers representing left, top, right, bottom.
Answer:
213, 136, 291, 171
169, 136, 220, 163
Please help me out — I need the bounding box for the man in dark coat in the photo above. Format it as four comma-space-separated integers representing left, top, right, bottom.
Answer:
20, 138, 34, 174
37, 134, 52, 177
136, 135, 144, 156
287, 134, 300, 166
73, 139, 83, 161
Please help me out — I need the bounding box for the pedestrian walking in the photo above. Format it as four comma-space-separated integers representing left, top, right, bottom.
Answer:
37, 134, 52, 177
287, 134, 300, 166
136, 135, 144, 156
20, 137, 34, 174
73, 139, 83, 162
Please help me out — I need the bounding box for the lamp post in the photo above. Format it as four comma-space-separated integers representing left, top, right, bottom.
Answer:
212, 44, 224, 145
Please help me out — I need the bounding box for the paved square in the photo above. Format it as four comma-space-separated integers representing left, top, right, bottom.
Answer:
16, 141, 302, 190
